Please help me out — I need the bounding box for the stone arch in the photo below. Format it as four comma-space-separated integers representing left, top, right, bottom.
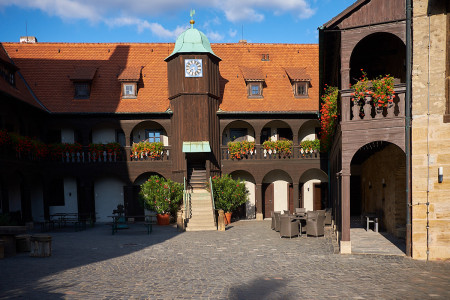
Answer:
261, 169, 293, 217
299, 168, 328, 211
229, 170, 256, 219
221, 120, 256, 145
298, 120, 320, 143
350, 32, 406, 85
130, 120, 169, 146
260, 120, 293, 144
90, 121, 124, 145
133, 172, 166, 186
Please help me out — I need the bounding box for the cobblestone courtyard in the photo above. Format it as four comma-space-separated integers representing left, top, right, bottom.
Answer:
1, 221, 449, 299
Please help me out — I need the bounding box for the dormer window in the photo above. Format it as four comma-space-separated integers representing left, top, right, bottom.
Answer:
74, 82, 91, 99
248, 82, 263, 97
0, 60, 18, 87
240, 66, 265, 99
118, 66, 143, 99
293, 81, 309, 97
69, 66, 97, 100
284, 67, 312, 98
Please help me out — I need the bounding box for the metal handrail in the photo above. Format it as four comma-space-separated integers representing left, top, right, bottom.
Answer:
183, 177, 191, 219
209, 176, 215, 210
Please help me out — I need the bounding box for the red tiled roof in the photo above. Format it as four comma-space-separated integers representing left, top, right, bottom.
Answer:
240, 66, 265, 81
69, 66, 97, 81
118, 66, 142, 81
2, 42, 319, 113
0, 43, 46, 111
284, 67, 311, 81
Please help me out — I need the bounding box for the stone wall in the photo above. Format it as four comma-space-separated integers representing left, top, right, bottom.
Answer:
412, 0, 450, 260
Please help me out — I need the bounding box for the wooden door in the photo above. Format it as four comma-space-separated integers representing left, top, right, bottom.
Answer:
262, 183, 274, 218
313, 183, 322, 210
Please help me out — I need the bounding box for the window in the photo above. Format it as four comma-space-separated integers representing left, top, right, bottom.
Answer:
145, 130, 161, 143
74, 82, 90, 99
247, 82, 263, 98
122, 83, 137, 99
293, 81, 308, 97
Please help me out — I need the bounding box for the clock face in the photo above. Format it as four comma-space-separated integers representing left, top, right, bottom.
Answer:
185, 59, 203, 77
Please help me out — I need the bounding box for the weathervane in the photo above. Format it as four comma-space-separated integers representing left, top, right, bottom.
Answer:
190, 9, 195, 27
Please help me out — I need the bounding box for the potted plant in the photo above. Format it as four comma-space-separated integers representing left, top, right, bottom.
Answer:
300, 139, 321, 154
211, 174, 248, 224
371, 75, 395, 109
262, 139, 293, 158
139, 175, 183, 225
227, 140, 255, 160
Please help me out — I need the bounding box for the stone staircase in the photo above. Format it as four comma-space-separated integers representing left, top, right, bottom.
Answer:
185, 166, 217, 231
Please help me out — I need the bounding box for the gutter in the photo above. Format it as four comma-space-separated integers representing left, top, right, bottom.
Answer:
217, 111, 319, 116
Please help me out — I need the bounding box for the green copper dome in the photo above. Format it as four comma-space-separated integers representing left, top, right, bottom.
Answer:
165, 21, 220, 61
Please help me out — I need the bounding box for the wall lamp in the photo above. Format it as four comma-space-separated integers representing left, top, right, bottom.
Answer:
382, 178, 386, 188
438, 167, 443, 183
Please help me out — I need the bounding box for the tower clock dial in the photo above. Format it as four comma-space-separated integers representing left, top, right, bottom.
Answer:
185, 59, 203, 77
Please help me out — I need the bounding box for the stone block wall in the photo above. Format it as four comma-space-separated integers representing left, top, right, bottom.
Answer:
412, 0, 450, 260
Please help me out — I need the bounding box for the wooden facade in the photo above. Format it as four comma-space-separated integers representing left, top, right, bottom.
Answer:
320, 0, 408, 253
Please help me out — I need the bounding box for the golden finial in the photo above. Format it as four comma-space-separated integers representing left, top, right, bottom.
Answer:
190, 9, 195, 27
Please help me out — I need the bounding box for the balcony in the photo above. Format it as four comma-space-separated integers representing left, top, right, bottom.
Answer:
221, 144, 320, 161
340, 84, 406, 128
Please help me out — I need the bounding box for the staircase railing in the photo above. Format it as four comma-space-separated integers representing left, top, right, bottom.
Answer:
183, 177, 191, 219
209, 176, 215, 211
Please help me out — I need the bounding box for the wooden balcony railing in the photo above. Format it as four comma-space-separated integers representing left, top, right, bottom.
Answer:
221, 145, 320, 161
341, 84, 406, 123
1, 146, 171, 163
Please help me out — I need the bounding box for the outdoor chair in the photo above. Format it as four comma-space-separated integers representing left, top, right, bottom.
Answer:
306, 211, 325, 237
283, 210, 290, 215
279, 215, 300, 238
271, 211, 280, 230
274, 211, 282, 232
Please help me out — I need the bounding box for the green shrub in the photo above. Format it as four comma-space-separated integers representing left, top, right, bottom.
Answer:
211, 174, 248, 213
139, 175, 183, 215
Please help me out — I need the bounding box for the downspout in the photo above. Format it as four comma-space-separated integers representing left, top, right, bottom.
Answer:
405, 0, 412, 257
425, 11, 431, 261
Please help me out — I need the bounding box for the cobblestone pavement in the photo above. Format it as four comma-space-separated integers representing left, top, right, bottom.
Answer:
1, 221, 449, 300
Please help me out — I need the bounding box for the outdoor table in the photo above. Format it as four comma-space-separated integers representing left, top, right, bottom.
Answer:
364, 213, 379, 232
109, 215, 156, 235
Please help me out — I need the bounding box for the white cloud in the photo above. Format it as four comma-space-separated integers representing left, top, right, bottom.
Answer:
106, 16, 188, 40
228, 28, 237, 38
0, 0, 316, 36
206, 31, 223, 41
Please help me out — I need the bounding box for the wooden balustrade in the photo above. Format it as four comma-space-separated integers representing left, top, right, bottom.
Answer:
341, 84, 406, 123
221, 144, 320, 161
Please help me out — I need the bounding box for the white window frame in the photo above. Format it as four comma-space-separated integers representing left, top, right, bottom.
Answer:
122, 82, 137, 99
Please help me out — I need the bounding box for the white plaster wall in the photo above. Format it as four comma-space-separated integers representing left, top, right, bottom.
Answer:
31, 183, 45, 222
303, 179, 321, 212
49, 178, 78, 214
92, 128, 116, 144
263, 171, 291, 213
61, 128, 75, 144
299, 123, 317, 142
273, 180, 288, 212
9, 182, 21, 212
94, 178, 124, 223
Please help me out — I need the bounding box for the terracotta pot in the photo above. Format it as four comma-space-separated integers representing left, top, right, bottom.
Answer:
225, 212, 232, 225
156, 213, 170, 225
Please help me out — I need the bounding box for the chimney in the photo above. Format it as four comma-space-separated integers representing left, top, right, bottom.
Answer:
238, 40, 247, 43
20, 36, 38, 43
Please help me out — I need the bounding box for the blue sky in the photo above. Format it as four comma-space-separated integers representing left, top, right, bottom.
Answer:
0, 0, 355, 44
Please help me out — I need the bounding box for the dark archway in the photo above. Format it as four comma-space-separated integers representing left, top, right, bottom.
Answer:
350, 32, 406, 85
350, 141, 406, 243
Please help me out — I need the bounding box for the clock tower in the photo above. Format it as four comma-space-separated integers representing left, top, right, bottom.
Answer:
165, 16, 221, 183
